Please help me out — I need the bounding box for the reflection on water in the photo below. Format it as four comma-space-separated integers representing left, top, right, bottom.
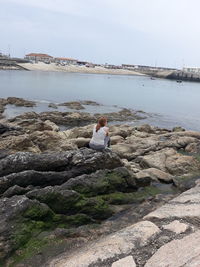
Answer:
1, 70, 200, 130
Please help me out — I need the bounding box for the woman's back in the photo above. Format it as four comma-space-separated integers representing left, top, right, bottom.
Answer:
90, 125, 108, 146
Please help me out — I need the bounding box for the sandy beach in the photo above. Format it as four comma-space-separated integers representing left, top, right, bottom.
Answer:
18, 62, 144, 75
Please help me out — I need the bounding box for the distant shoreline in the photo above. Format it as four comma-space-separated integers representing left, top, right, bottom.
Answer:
17, 62, 145, 76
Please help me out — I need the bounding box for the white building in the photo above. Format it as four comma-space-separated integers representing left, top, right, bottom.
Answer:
183, 67, 200, 74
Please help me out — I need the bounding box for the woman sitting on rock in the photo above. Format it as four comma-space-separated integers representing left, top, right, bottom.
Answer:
89, 117, 111, 150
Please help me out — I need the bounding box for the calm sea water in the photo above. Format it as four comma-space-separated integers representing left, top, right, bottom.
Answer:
0, 70, 200, 131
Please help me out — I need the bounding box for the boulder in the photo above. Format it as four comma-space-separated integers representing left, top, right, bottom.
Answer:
136, 168, 173, 183
49, 221, 160, 267
58, 101, 85, 110
145, 186, 200, 220
6, 97, 36, 107
70, 137, 90, 148
110, 135, 124, 145
44, 120, 60, 131
140, 148, 200, 175
0, 149, 122, 178
79, 100, 100, 106
145, 231, 200, 267
60, 167, 137, 196
0, 195, 52, 259
112, 256, 136, 267
136, 124, 155, 134
172, 126, 185, 132
48, 103, 58, 109
26, 187, 113, 219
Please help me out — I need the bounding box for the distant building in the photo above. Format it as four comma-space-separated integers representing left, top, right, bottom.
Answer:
77, 61, 88, 66
54, 57, 77, 65
25, 53, 53, 63
122, 64, 176, 71
183, 67, 200, 74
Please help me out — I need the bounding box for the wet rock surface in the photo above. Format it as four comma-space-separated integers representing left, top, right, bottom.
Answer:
1, 98, 200, 266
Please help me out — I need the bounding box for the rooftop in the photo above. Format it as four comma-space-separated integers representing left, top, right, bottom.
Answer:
55, 57, 77, 61
26, 53, 53, 58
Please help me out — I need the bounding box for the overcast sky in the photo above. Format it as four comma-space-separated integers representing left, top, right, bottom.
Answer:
1, 0, 200, 67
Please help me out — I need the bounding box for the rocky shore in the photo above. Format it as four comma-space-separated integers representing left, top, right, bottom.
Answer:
1, 97, 200, 266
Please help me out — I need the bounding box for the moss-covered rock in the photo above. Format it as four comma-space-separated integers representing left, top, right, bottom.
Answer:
61, 167, 137, 197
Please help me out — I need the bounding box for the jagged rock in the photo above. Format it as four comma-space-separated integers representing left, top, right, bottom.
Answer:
70, 137, 90, 148
2, 185, 32, 198
122, 159, 141, 173
59, 101, 85, 110
136, 168, 173, 183
29, 131, 76, 152
26, 186, 113, 219
109, 125, 135, 138
112, 143, 138, 160
60, 167, 137, 196
14, 118, 60, 132
162, 220, 189, 234
145, 186, 200, 220
136, 124, 155, 133
48, 103, 58, 109
80, 100, 100, 106
44, 120, 60, 131
110, 135, 124, 145
49, 221, 160, 267
172, 126, 185, 132
0, 170, 72, 194
173, 174, 200, 192
0, 134, 41, 154
185, 142, 200, 153
0, 130, 76, 154
145, 231, 200, 267
63, 125, 94, 139
0, 123, 20, 135
112, 256, 136, 267
0, 149, 122, 178
0, 195, 52, 259
140, 148, 200, 175
6, 97, 36, 107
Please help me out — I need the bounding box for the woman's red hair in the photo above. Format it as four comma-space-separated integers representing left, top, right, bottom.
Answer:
96, 117, 107, 132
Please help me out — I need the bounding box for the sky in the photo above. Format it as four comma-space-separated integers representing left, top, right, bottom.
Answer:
1, 0, 200, 68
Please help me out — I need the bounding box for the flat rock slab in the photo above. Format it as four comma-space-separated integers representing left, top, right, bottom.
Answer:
163, 220, 189, 234
145, 186, 200, 220
145, 230, 200, 267
50, 221, 160, 267
112, 256, 136, 267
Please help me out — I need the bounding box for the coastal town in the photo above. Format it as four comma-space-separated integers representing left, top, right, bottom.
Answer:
1, 51, 200, 82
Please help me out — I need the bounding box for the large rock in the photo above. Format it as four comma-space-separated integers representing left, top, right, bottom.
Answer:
59, 101, 85, 110
145, 230, 200, 267
6, 97, 36, 107
135, 168, 173, 183
112, 256, 136, 267
0, 195, 52, 260
60, 167, 137, 196
145, 185, 200, 220
0, 149, 122, 178
49, 221, 160, 267
140, 148, 200, 175
26, 186, 113, 219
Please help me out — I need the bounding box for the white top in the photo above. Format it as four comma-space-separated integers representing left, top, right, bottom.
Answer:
90, 125, 108, 146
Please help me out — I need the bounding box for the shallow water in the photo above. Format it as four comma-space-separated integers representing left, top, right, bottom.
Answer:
1, 70, 200, 130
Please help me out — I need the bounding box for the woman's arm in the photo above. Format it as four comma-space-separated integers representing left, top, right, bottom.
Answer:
104, 127, 109, 136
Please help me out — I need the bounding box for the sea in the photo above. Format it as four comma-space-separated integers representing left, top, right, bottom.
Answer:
0, 70, 200, 131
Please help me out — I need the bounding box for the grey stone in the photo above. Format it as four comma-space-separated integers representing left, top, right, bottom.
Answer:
112, 256, 136, 267
49, 221, 160, 267
145, 230, 200, 267
163, 220, 189, 234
